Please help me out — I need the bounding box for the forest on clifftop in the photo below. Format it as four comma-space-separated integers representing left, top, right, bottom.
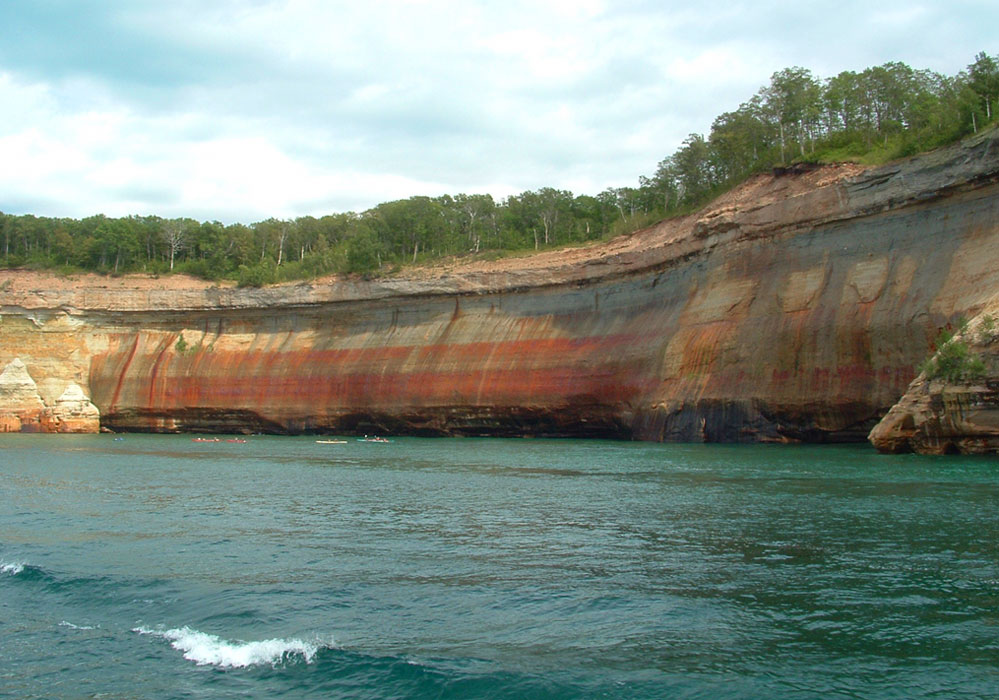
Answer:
2, 52, 998, 286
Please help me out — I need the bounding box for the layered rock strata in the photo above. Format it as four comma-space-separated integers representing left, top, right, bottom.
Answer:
0, 358, 100, 433
2, 130, 999, 442
869, 306, 999, 454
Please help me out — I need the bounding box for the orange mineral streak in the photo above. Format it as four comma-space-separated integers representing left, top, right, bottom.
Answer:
99, 334, 646, 415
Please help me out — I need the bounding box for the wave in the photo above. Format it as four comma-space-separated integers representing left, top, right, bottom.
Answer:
133, 626, 335, 669
0, 560, 103, 590
1, 560, 26, 576
59, 621, 100, 630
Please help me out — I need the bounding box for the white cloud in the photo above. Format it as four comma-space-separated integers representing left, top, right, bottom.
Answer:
0, 1, 996, 222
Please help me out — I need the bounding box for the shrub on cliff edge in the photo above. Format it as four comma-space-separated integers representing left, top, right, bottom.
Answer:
920, 321, 987, 382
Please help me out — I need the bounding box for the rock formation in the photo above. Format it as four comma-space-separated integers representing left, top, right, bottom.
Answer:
869, 307, 999, 454
0, 358, 46, 432
0, 358, 101, 433
49, 383, 101, 433
2, 129, 999, 444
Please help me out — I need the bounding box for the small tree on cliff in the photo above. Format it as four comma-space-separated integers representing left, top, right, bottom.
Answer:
162, 220, 186, 271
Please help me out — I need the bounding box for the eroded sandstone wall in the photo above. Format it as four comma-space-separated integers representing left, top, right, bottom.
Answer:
2, 130, 998, 440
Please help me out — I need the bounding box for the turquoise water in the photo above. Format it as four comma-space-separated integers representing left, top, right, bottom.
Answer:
1, 435, 997, 699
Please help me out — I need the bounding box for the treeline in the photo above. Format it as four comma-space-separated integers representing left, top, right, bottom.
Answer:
2, 52, 997, 285
0, 191, 647, 285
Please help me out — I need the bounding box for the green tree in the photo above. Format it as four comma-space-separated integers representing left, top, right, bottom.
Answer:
966, 51, 999, 125
91, 219, 140, 274
762, 67, 823, 161
709, 105, 770, 182
453, 193, 495, 253
344, 222, 384, 275
49, 227, 75, 266
669, 133, 715, 204
571, 194, 611, 239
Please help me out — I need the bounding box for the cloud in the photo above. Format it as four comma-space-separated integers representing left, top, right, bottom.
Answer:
0, 0, 997, 223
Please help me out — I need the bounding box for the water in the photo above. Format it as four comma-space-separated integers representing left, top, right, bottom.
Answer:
1, 434, 997, 699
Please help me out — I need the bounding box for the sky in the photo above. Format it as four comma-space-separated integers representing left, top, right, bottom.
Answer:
1, 1, 996, 224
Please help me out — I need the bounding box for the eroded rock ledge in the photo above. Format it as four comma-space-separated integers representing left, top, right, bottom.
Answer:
869, 306, 999, 454
2, 129, 999, 443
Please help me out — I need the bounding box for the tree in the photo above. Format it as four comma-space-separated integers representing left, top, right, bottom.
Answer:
709, 105, 770, 182
967, 51, 999, 123
825, 70, 859, 133
643, 158, 683, 214
505, 191, 529, 249
569, 194, 607, 240
162, 220, 186, 271
535, 188, 572, 246
50, 227, 75, 266
91, 219, 139, 274
669, 133, 715, 204
453, 193, 495, 253
762, 67, 823, 161
344, 223, 383, 275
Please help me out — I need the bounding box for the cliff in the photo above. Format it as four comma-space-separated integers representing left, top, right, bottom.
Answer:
2, 129, 999, 442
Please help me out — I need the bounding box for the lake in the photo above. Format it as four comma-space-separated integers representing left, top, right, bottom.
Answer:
1, 434, 997, 698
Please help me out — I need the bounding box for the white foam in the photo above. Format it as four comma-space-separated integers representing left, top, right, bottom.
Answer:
1, 560, 25, 575
60, 621, 98, 630
133, 626, 330, 668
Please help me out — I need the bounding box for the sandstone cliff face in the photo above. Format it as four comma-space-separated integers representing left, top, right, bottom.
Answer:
2, 130, 998, 441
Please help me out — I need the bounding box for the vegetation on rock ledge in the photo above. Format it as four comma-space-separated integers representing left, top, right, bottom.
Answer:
2, 52, 998, 285
920, 319, 987, 383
